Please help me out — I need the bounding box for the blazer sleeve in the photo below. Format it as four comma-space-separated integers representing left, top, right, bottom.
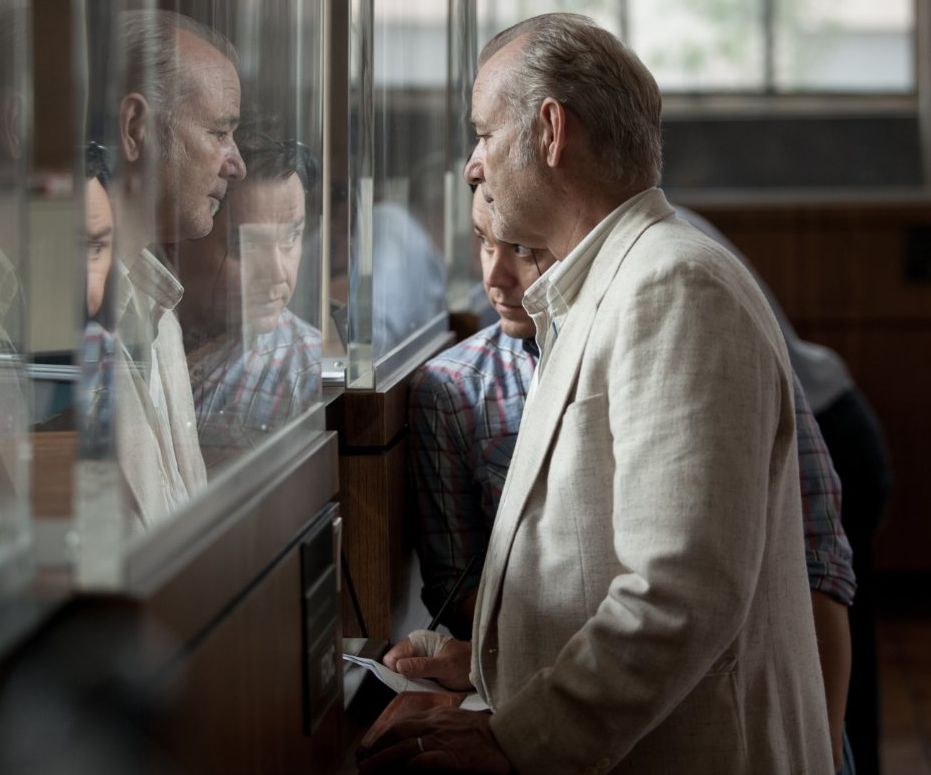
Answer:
489, 248, 802, 772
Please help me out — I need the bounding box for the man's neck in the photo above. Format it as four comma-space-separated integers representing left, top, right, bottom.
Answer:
545, 184, 644, 260
114, 203, 152, 261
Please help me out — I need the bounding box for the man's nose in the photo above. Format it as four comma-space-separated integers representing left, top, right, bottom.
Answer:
485, 247, 516, 289
224, 142, 247, 180
268, 244, 288, 281
464, 145, 484, 186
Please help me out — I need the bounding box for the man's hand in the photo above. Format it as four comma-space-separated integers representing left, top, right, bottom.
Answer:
357, 707, 513, 774
383, 630, 474, 691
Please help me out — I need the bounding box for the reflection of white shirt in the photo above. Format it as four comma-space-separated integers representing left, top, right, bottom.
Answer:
115, 248, 206, 527
0, 247, 20, 353
0, 248, 27, 507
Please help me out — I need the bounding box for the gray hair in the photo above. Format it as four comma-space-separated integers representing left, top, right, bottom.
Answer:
118, 9, 238, 130
479, 13, 662, 190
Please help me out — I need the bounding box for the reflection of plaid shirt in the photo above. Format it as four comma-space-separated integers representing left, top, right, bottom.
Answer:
189, 309, 322, 457
410, 322, 855, 630
78, 322, 116, 459
1, 249, 22, 354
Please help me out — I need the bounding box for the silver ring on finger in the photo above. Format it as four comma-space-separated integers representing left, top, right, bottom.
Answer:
416, 736, 425, 754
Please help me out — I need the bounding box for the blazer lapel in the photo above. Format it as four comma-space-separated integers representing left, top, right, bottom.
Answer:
477, 189, 676, 638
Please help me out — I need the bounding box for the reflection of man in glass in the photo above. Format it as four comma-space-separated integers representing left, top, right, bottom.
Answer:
111, 10, 246, 525
85, 154, 114, 322
176, 134, 321, 467
1, 1, 27, 520
78, 144, 116, 462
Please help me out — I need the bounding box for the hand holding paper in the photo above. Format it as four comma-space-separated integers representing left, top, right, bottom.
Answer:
383, 629, 474, 691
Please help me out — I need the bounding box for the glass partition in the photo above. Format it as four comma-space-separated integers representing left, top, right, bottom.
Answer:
19, 0, 327, 589
344, 0, 449, 388
7, 0, 481, 591
445, 0, 481, 314
0, 0, 31, 594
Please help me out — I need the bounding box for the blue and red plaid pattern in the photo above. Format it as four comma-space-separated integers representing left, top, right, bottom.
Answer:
409, 323, 537, 621
189, 309, 322, 455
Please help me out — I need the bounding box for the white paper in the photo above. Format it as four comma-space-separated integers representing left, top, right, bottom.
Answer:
342, 654, 447, 694
341, 653, 490, 711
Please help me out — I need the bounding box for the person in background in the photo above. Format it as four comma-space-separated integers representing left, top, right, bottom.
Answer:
84, 143, 115, 324
78, 143, 117, 461
0, 1, 27, 514
362, 13, 834, 773
176, 132, 322, 467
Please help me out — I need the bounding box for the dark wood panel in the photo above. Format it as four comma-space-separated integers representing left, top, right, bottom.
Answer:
32, 0, 75, 171
694, 201, 931, 573
803, 325, 931, 573
158, 544, 343, 774
145, 433, 339, 650
338, 440, 408, 640
699, 206, 931, 323
31, 431, 75, 519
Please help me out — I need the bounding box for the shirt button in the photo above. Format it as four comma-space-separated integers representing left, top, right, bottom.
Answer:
488, 647, 497, 655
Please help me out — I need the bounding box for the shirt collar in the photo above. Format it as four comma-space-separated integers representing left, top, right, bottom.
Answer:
522, 189, 656, 355
117, 247, 184, 320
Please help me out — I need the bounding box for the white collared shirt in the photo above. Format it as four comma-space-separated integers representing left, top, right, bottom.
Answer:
115, 248, 206, 527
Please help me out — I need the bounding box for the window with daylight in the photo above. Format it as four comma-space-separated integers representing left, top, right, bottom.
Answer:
477, 0, 916, 95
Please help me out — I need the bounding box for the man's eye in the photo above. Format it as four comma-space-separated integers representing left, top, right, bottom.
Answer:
88, 242, 105, 258
512, 244, 532, 258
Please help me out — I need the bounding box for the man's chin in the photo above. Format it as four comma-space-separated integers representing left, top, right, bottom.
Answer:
245, 313, 280, 337
170, 215, 216, 243
499, 319, 536, 341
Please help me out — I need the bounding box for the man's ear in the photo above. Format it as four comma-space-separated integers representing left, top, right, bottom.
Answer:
538, 97, 567, 168
119, 92, 149, 163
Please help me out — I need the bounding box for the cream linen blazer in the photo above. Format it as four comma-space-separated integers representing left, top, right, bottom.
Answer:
472, 189, 833, 775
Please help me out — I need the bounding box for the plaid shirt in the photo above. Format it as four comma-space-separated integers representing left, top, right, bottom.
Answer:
410, 322, 855, 631
78, 322, 116, 460
409, 323, 537, 622
189, 309, 322, 461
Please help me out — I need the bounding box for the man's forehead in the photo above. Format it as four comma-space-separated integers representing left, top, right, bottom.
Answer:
231, 176, 304, 222
176, 27, 230, 68
472, 36, 527, 108
175, 29, 241, 99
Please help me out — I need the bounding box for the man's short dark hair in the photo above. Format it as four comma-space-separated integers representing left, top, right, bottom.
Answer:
235, 131, 319, 192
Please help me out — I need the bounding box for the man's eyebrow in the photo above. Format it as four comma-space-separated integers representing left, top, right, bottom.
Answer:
217, 114, 240, 129
87, 226, 113, 241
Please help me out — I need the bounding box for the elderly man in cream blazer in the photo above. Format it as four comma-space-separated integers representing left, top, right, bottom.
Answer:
360, 13, 835, 775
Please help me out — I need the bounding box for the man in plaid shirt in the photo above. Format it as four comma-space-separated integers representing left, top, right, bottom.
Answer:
409, 189, 857, 772
178, 133, 321, 469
